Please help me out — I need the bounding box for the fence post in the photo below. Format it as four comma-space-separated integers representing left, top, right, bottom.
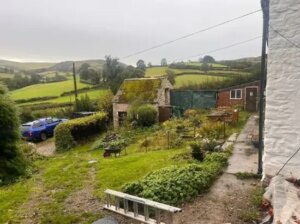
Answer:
167, 131, 170, 149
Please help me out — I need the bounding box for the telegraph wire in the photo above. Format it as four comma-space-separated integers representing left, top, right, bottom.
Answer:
121, 9, 262, 59
269, 25, 300, 49
172, 35, 262, 62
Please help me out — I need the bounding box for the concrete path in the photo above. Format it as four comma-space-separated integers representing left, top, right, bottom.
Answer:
227, 114, 259, 174
176, 114, 260, 224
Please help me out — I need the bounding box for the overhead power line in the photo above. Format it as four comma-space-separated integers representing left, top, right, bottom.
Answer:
269, 25, 300, 49
121, 9, 262, 59
172, 35, 262, 62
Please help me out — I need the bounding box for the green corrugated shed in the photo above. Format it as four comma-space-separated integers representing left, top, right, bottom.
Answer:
170, 90, 217, 111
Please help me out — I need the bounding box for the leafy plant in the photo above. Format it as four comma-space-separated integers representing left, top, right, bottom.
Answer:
122, 150, 231, 205
190, 142, 204, 161
0, 84, 29, 185
198, 121, 224, 139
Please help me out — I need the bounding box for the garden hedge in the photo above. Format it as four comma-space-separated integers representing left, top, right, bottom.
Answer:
54, 112, 107, 151
122, 150, 231, 205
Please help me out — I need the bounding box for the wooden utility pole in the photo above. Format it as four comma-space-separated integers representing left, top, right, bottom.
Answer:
72, 62, 78, 109
258, 0, 269, 175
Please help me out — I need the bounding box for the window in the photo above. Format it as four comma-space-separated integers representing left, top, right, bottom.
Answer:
230, 89, 242, 99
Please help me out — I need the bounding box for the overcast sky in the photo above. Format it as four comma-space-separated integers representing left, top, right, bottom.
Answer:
0, 0, 262, 65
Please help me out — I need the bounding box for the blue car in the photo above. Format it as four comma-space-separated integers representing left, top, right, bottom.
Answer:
21, 117, 68, 141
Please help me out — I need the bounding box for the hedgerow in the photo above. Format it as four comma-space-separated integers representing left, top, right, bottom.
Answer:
122, 150, 231, 205
0, 84, 29, 185
54, 112, 107, 151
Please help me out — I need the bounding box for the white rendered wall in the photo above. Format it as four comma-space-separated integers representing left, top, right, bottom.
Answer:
263, 0, 300, 177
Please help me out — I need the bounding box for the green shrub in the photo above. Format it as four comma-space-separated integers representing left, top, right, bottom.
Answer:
0, 84, 29, 185
122, 151, 231, 205
19, 107, 35, 123
198, 121, 224, 139
54, 112, 107, 151
189, 142, 203, 161
74, 94, 94, 112
136, 104, 158, 127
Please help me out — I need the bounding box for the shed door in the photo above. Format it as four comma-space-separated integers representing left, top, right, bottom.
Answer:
245, 88, 257, 112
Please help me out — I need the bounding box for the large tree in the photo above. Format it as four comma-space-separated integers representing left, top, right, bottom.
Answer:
136, 59, 146, 70
161, 58, 168, 66
202, 55, 215, 63
0, 84, 28, 184
103, 56, 145, 94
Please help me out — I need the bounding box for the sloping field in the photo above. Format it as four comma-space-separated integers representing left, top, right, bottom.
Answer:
44, 89, 110, 103
174, 74, 229, 88
0, 73, 13, 79
145, 66, 204, 77
10, 80, 91, 100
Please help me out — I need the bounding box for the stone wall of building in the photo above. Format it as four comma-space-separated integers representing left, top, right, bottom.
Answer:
263, 0, 300, 177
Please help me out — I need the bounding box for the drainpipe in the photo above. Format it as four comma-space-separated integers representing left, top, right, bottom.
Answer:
258, 0, 269, 175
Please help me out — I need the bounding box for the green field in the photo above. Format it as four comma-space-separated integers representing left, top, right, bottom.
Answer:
174, 74, 230, 88
185, 62, 227, 67
145, 66, 204, 77
10, 80, 91, 100
0, 72, 13, 79
44, 89, 110, 104
38, 71, 70, 78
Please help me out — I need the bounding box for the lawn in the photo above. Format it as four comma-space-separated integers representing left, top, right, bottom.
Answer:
0, 141, 189, 223
10, 80, 91, 100
174, 74, 230, 88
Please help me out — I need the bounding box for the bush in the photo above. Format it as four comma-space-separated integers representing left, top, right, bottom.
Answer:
74, 94, 94, 112
189, 142, 204, 161
136, 104, 158, 127
122, 150, 231, 205
19, 107, 35, 123
0, 84, 29, 185
198, 121, 224, 139
54, 112, 107, 151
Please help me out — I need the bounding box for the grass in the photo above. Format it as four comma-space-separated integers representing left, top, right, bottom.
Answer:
0, 138, 189, 223
185, 62, 227, 68
0, 72, 14, 79
44, 89, 111, 104
10, 80, 91, 100
38, 71, 70, 78
239, 186, 264, 222
174, 74, 230, 88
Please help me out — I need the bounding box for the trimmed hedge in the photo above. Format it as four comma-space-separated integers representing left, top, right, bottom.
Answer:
54, 112, 107, 151
122, 150, 231, 205
15, 96, 58, 104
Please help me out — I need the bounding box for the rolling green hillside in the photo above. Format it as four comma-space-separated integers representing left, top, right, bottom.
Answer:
174, 74, 229, 88
0, 59, 106, 73
0, 72, 14, 79
10, 80, 91, 100
0, 59, 55, 71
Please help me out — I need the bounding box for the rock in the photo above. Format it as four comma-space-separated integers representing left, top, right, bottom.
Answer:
92, 216, 119, 224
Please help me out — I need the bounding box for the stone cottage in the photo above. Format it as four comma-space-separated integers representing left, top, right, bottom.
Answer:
263, 0, 300, 177
112, 77, 173, 128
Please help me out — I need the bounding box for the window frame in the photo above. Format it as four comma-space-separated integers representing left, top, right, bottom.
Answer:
230, 89, 242, 100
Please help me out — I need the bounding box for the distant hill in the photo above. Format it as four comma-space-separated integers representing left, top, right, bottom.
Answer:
218, 56, 261, 64
0, 59, 55, 71
0, 59, 106, 73
47, 59, 106, 72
